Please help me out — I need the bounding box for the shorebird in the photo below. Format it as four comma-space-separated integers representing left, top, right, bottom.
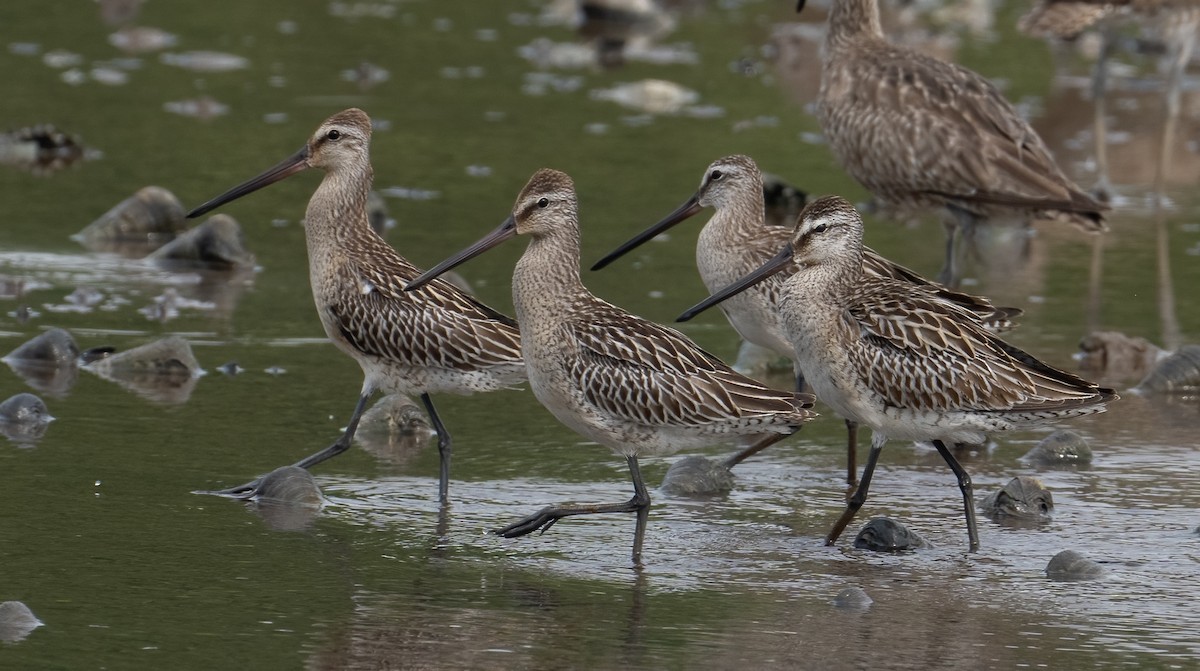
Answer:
808, 0, 1109, 286
1019, 0, 1200, 201
405, 168, 817, 565
186, 108, 525, 503
678, 195, 1116, 552
592, 155, 1021, 484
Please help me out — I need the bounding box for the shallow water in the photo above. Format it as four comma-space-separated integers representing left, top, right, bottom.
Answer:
1, 1, 1198, 669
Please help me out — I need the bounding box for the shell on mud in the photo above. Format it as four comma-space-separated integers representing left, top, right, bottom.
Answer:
853, 517, 932, 552
1045, 550, 1106, 581
146, 214, 255, 269
978, 475, 1054, 522
0, 124, 88, 175
1134, 345, 1200, 395
73, 186, 187, 255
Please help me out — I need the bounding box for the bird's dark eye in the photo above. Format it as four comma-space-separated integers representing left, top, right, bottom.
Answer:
537, 198, 549, 208
813, 223, 828, 233
710, 170, 723, 181
326, 129, 341, 141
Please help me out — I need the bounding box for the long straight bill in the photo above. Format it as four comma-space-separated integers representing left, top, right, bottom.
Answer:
187, 146, 310, 219
405, 214, 518, 292
589, 193, 703, 271
676, 244, 794, 322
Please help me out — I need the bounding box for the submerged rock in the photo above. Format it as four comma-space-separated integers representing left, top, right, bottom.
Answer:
3, 327, 79, 365
1134, 345, 1200, 395
0, 393, 52, 425
0, 393, 53, 446
2, 328, 81, 396
853, 517, 931, 552
73, 186, 186, 255
146, 214, 255, 269
0, 601, 42, 643
832, 586, 873, 610
979, 476, 1054, 523
82, 336, 200, 404
659, 455, 735, 496
1022, 430, 1093, 466
356, 394, 434, 465
255, 465, 323, 505
250, 466, 323, 531
1045, 550, 1106, 581
1077, 331, 1165, 382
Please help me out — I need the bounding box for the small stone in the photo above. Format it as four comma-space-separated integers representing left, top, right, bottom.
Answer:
660, 455, 735, 496
1045, 550, 1106, 581
3, 327, 79, 365
0, 393, 52, 425
853, 517, 931, 551
0, 601, 42, 643
1022, 430, 1093, 466
978, 476, 1053, 522
833, 586, 872, 610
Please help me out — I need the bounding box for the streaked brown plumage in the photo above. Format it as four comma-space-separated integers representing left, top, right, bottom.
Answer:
678, 195, 1116, 552
592, 154, 1021, 483
813, 0, 1108, 285
186, 108, 524, 503
406, 168, 816, 566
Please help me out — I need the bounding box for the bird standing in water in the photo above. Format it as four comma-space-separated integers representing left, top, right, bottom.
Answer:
406, 168, 817, 565
679, 195, 1116, 551
187, 109, 525, 503
808, 0, 1108, 286
592, 155, 1021, 484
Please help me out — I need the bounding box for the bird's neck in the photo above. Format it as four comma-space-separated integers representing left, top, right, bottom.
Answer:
825, 0, 885, 52
303, 163, 374, 246
511, 226, 585, 323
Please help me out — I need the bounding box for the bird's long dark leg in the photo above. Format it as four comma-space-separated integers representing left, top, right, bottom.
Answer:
826, 433, 884, 546
720, 432, 788, 470
206, 391, 374, 499
420, 393, 453, 504
496, 455, 653, 566
845, 419, 859, 486
932, 439, 980, 552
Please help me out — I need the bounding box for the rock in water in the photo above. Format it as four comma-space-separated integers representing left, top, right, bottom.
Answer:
146, 214, 255, 269
1135, 345, 1200, 394
979, 476, 1054, 522
660, 455, 735, 496
73, 186, 186, 255
853, 517, 931, 551
1045, 550, 1105, 581
1022, 430, 1093, 466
